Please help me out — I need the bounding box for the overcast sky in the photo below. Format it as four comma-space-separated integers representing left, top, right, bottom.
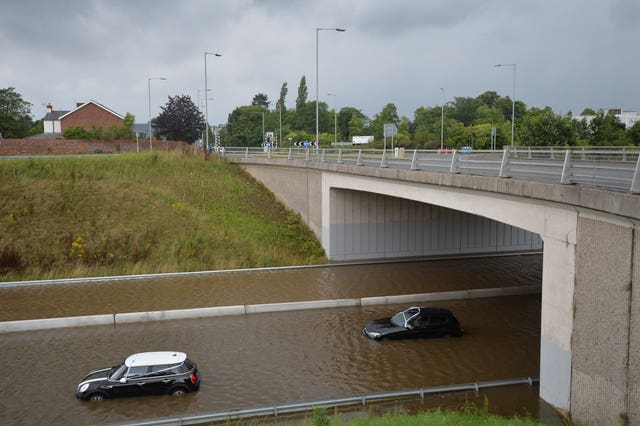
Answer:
2, 0, 639, 126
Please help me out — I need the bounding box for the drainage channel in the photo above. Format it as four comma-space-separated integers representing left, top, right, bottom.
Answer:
101, 377, 539, 426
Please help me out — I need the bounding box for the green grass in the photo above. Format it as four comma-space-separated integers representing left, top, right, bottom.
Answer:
293, 402, 546, 426
0, 150, 326, 281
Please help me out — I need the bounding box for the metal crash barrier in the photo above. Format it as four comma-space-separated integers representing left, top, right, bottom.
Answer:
102, 376, 539, 426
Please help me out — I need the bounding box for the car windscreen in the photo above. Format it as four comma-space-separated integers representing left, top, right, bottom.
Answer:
390, 312, 406, 327
109, 364, 127, 381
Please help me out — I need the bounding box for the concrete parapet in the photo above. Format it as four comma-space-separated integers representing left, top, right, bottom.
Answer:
0, 314, 114, 333
0, 286, 536, 333
114, 305, 246, 324
245, 299, 361, 314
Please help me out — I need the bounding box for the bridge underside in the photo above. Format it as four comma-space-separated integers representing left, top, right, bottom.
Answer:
236, 160, 640, 424
328, 188, 542, 261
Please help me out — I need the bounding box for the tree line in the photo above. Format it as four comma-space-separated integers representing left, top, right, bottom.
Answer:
2, 85, 639, 148
222, 76, 640, 148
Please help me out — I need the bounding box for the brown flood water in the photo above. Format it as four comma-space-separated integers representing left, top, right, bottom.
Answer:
0, 254, 542, 321
0, 254, 556, 425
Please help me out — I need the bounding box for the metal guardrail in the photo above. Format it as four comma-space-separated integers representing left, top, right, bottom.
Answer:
102, 376, 539, 426
218, 146, 640, 194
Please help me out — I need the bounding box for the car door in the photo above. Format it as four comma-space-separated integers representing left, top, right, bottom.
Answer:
410, 315, 433, 338
146, 364, 176, 395
104, 365, 148, 397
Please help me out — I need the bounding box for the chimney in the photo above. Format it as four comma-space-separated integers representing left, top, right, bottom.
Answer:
47, 103, 52, 113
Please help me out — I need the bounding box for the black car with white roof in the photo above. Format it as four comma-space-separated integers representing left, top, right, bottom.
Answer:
362, 306, 464, 341
76, 351, 200, 401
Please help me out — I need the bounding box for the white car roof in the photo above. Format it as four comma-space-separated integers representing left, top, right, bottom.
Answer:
124, 351, 187, 367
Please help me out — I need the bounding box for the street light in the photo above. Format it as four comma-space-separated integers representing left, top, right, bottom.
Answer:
197, 88, 211, 112
204, 51, 222, 151
495, 63, 516, 146
148, 77, 166, 151
327, 93, 337, 145
440, 87, 445, 150
316, 27, 345, 150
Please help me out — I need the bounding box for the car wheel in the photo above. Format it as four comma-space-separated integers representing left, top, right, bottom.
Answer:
170, 387, 187, 396
88, 393, 106, 401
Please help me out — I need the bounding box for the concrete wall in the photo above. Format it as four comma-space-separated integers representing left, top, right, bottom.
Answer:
240, 163, 323, 237
328, 188, 541, 261
571, 213, 639, 424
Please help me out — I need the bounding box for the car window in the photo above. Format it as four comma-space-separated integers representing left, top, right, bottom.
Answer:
148, 364, 172, 376
126, 365, 149, 378
429, 315, 448, 325
412, 317, 430, 328
168, 362, 189, 374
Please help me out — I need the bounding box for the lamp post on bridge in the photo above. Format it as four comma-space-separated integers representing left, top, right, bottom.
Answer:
316, 27, 345, 151
495, 63, 516, 147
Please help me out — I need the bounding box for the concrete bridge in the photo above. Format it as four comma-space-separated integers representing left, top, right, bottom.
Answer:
223, 147, 640, 425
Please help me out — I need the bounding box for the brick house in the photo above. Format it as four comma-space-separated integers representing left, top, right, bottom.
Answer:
59, 100, 124, 133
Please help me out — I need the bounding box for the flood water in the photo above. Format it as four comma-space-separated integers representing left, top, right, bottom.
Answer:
0, 254, 549, 425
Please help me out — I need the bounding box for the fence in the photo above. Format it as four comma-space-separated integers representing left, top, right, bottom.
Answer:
219, 146, 640, 194
102, 376, 539, 426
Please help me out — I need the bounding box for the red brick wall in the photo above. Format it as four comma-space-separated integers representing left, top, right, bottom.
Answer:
0, 139, 188, 155
61, 103, 124, 133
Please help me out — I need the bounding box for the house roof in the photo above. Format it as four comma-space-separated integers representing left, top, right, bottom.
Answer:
58, 100, 125, 120
42, 110, 69, 121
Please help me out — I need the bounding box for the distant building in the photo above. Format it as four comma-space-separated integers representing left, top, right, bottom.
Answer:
613, 110, 640, 128
573, 109, 640, 128
58, 101, 124, 133
42, 103, 68, 134
41, 100, 124, 135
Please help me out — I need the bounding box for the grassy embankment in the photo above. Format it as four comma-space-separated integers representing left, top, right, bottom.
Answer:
0, 151, 326, 281
292, 403, 546, 426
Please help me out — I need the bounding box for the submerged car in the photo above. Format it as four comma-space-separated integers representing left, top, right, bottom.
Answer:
76, 351, 200, 401
362, 306, 464, 341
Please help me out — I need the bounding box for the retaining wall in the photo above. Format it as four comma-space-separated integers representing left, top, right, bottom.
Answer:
0, 285, 541, 333
0, 138, 187, 155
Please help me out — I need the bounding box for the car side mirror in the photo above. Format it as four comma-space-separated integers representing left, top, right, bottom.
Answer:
119, 378, 127, 384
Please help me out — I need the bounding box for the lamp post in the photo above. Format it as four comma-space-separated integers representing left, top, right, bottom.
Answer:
204, 51, 222, 151
316, 27, 345, 150
440, 87, 445, 150
148, 77, 166, 151
327, 93, 337, 145
197, 89, 211, 112
495, 63, 516, 146
278, 102, 282, 148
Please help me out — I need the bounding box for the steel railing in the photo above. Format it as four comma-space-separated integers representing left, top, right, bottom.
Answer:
101, 376, 539, 426
217, 146, 640, 194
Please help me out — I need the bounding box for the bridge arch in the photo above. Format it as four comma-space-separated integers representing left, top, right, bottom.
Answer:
321, 172, 576, 413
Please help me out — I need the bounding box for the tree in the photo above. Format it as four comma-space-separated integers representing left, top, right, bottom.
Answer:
252, 93, 270, 108
370, 103, 400, 141
580, 108, 597, 116
152, 95, 204, 143
589, 112, 627, 145
628, 121, 640, 146
337, 107, 368, 141
224, 105, 265, 147
277, 82, 288, 111
0, 87, 33, 138
518, 107, 576, 146
296, 76, 308, 110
